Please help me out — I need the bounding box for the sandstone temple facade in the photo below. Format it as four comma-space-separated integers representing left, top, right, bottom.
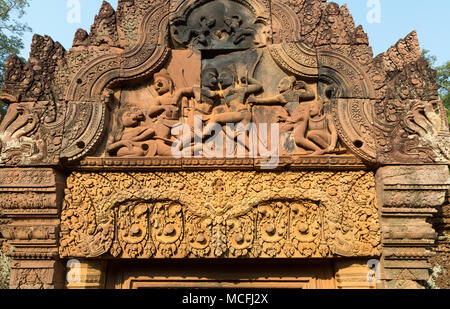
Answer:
0, 0, 449, 289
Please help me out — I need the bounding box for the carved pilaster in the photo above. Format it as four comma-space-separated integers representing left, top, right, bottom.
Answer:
376, 165, 450, 289
0, 168, 66, 289
428, 189, 450, 288
9, 260, 64, 289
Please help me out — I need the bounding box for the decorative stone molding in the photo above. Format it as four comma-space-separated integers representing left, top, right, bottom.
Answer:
267, 43, 318, 79
334, 259, 377, 289
0, 168, 66, 289
74, 155, 367, 171
429, 190, 450, 288
66, 0, 170, 102
65, 259, 106, 289
376, 165, 450, 289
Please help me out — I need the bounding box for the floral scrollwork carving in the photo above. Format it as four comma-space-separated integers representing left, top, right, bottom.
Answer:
152, 202, 186, 258
257, 202, 289, 257
60, 170, 381, 259
116, 202, 150, 258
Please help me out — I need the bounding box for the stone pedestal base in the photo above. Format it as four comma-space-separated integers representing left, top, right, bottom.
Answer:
334, 259, 377, 289
65, 259, 106, 289
9, 260, 64, 289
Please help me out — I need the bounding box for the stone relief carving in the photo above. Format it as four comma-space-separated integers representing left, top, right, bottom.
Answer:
0, 0, 446, 166
170, 0, 270, 49
0, 101, 65, 165
373, 54, 450, 163
0, 0, 447, 291
249, 78, 339, 155
60, 170, 381, 258
107, 69, 195, 157
104, 44, 363, 159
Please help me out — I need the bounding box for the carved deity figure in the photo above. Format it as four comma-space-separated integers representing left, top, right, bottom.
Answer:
248, 76, 315, 108
176, 64, 263, 155
172, 15, 216, 48
170, 0, 265, 49
223, 15, 255, 45
288, 98, 339, 155
108, 69, 195, 157
203, 64, 262, 136
192, 66, 221, 120
106, 108, 156, 157
249, 76, 338, 155
148, 69, 194, 138
175, 66, 221, 155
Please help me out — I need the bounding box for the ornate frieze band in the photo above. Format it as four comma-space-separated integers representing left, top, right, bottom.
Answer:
60, 170, 381, 259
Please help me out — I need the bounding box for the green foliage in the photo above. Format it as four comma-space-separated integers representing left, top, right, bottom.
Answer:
0, 0, 31, 115
442, 93, 450, 124
422, 50, 450, 123
436, 62, 450, 123
422, 49, 437, 67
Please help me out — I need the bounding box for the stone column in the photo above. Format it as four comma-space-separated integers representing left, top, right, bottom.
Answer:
376, 165, 450, 289
0, 168, 65, 289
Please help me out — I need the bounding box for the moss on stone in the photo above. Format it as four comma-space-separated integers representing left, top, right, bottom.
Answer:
0, 241, 11, 289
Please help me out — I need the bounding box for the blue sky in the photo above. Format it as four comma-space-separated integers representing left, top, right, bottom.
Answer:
18, 0, 450, 65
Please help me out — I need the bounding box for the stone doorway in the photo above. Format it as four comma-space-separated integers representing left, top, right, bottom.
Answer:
62, 259, 378, 289
106, 259, 335, 289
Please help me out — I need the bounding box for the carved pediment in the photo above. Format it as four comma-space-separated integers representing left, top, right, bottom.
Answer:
0, 0, 447, 167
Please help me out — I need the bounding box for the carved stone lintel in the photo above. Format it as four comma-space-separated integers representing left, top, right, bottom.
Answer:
59, 170, 381, 259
